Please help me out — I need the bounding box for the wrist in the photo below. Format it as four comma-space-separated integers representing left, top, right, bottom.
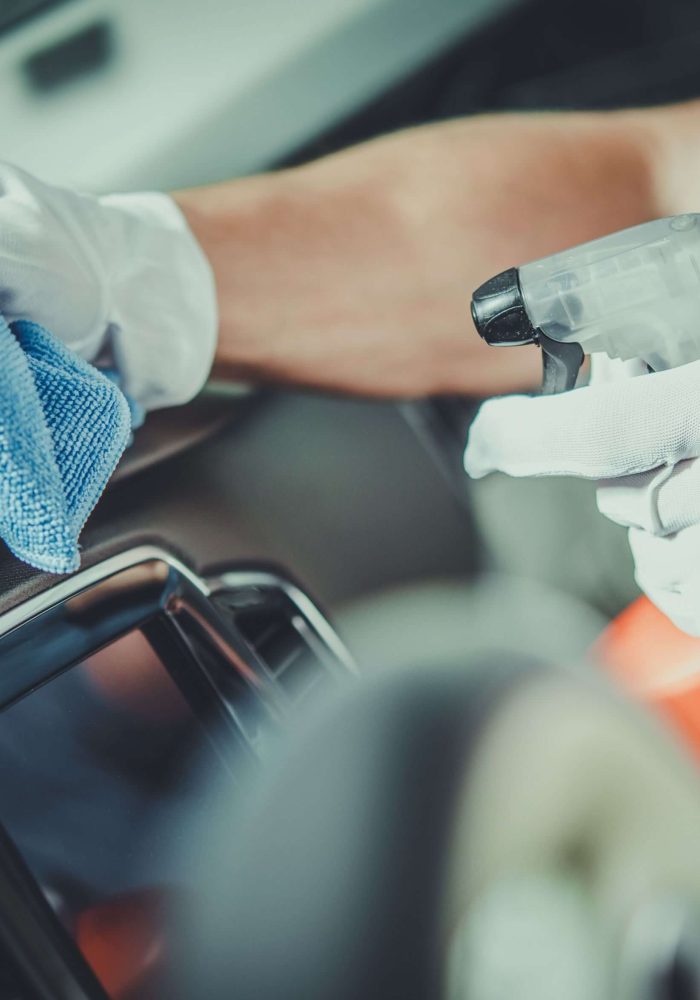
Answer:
173, 176, 283, 382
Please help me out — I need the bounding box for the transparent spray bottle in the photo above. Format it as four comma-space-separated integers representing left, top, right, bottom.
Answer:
471, 214, 700, 392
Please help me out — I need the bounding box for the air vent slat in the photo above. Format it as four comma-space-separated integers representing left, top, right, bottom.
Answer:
255, 621, 301, 672
212, 578, 354, 704
270, 644, 304, 678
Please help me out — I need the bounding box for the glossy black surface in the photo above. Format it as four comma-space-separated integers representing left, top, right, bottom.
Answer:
0, 550, 354, 1000
0, 557, 260, 999
0, 627, 232, 1000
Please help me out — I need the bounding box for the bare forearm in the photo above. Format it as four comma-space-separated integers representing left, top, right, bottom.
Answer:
632, 98, 700, 215
174, 106, 670, 398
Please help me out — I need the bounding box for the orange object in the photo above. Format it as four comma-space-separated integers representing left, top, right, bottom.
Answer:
599, 595, 700, 759
75, 887, 169, 999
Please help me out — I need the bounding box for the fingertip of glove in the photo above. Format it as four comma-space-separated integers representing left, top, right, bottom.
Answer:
462, 396, 526, 479
462, 450, 488, 479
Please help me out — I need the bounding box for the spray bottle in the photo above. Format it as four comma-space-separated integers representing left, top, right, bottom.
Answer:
471, 215, 700, 393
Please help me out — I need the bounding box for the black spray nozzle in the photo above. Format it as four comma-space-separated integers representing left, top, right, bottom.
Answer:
471, 266, 584, 394
471, 267, 539, 347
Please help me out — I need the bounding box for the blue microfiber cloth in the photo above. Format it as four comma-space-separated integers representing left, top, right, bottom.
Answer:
0, 313, 131, 574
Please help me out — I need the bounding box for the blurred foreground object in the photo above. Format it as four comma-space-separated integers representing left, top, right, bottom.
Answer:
601, 594, 700, 761
174, 653, 700, 1000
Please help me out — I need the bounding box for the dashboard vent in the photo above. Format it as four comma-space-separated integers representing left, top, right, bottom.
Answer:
211, 576, 354, 704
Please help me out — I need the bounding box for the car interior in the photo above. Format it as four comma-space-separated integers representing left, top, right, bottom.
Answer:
4, 1, 700, 998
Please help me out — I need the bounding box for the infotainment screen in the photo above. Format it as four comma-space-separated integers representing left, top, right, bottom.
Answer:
0, 626, 229, 998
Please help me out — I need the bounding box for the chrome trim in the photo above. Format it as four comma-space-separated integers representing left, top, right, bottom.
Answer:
0, 545, 208, 639
207, 569, 357, 675
0, 547, 356, 679
0, 545, 278, 715
0, 545, 355, 724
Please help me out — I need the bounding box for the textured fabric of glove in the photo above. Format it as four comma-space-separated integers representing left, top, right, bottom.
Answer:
0, 313, 130, 573
0, 163, 217, 411
463, 356, 700, 636
464, 359, 700, 481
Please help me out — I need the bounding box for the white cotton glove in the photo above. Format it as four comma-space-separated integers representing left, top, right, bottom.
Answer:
0, 162, 217, 411
464, 355, 700, 636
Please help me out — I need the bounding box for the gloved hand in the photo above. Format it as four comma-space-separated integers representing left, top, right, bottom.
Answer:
0, 162, 217, 411
464, 357, 700, 636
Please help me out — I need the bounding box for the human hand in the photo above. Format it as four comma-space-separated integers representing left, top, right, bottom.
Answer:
0, 162, 216, 410
464, 356, 700, 635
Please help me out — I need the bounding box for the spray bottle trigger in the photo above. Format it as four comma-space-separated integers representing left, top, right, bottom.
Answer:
539, 332, 585, 395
